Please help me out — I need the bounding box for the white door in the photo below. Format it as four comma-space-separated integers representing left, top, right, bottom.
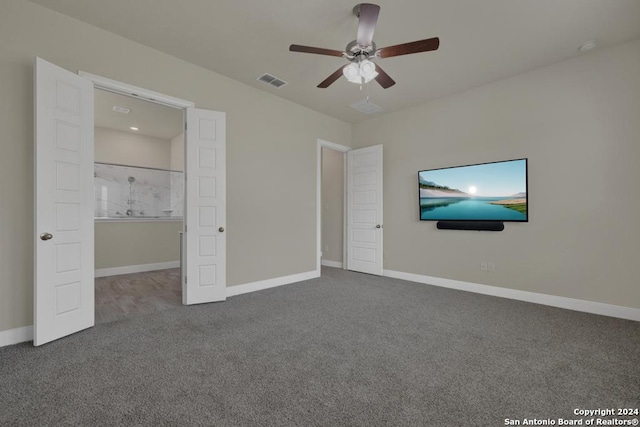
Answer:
347, 145, 383, 275
34, 58, 95, 346
183, 108, 226, 304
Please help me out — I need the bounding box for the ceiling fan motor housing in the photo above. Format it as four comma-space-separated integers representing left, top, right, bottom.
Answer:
345, 40, 377, 62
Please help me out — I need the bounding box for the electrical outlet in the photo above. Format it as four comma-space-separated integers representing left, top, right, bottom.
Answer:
480, 261, 487, 271
488, 262, 495, 272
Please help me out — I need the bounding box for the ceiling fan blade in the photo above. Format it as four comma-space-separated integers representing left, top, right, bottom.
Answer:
289, 44, 345, 57
318, 66, 347, 88
373, 64, 396, 89
377, 37, 440, 58
356, 3, 380, 47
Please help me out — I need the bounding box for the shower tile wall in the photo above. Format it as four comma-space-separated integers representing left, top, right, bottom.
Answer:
169, 171, 184, 217
95, 163, 183, 218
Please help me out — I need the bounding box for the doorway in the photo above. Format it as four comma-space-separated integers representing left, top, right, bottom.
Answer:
317, 139, 349, 273
316, 139, 384, 277
34, 58, 227, 345
320, 146, 346, 269
93, 89, 185, 323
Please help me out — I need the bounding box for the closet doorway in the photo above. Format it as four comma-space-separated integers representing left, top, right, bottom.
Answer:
316, 139, 384, 276
317, 139, 349, 272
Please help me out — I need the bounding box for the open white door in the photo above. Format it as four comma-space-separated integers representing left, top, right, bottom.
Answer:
34, 58, 95, 346
347, 145, 383, 275
183, 108, 226, 304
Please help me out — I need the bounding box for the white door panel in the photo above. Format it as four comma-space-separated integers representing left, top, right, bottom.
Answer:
184, 108, 226, 304
34, 57, 94, 346
347, 145, 383, 275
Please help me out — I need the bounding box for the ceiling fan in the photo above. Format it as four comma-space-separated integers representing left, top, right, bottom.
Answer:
289, 3, 439, 89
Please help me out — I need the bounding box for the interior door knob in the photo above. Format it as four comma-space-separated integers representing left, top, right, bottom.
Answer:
218, 227, 225, 232
40, 232, 53, 241
376, 224, 382, 229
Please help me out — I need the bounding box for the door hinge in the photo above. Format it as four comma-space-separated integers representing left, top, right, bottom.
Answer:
184, 225, 187, 232
185, 121, 187, 130
184, 276, 187, 284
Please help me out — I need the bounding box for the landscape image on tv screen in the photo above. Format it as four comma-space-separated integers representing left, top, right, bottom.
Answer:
419, 158, 527, 222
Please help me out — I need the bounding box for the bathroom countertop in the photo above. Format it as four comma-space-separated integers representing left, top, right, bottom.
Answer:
95, 216, 183, 223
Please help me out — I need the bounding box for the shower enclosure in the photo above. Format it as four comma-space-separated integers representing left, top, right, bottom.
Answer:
94, 162, 183, 219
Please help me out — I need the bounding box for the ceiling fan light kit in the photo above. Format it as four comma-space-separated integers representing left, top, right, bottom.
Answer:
289, 3, 440, 89
343, 60, 378, 84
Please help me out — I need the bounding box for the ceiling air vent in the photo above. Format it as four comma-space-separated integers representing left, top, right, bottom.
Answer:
350, 99, 383, 115
257, 73, 288, 89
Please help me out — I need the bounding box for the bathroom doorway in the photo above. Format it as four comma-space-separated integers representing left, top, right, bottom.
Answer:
93, 89, 185, 323
35, 58, 227, 345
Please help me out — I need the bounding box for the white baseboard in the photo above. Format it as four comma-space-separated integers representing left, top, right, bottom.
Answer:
0, 325, 33, 348
226, 270, 320, 298
383, 269, 640, 322
1, 269, 315, 347
321, 260, 343, 268
95, 261, 180, 278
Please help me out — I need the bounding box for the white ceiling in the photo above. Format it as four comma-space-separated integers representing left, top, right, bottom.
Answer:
29, 0, 640, 123
95, 89, 183, 140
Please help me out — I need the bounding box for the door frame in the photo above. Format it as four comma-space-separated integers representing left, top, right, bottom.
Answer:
316, 139, 350, 273
78, 72, 194, 110
80, 72, 227, 305
79, 72, 194, 294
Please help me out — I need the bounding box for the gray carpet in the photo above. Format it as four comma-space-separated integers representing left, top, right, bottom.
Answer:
1, 267, 639, 426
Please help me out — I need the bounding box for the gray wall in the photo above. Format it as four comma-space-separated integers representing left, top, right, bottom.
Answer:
352, 39, 640, 309
95, 127, 172, 170
170, 133, 184, 172
321, 147, 344, 264
0, 1, 351, 333
95, 221, 182, 270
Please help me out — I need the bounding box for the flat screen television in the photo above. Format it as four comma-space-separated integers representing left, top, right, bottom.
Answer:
418, 158, 528, 222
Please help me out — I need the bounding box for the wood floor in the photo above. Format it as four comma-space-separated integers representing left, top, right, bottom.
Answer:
95, 268, 182, 324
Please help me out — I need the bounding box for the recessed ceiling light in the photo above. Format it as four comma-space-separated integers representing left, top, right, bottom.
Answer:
113, 106, 131, 114
578, 40, 597, 52
129, 127, 139, 131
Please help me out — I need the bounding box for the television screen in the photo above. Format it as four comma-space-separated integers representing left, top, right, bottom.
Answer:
418, 158, 528, 222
